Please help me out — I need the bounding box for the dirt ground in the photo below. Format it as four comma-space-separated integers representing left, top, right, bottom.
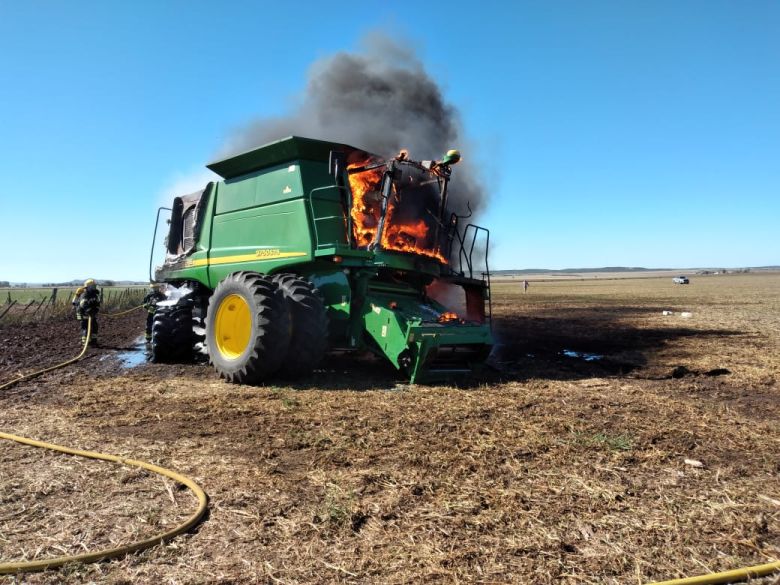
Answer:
1, 273, 778, 584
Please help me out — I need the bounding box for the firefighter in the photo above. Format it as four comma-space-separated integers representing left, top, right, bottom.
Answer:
143, 283, 166, 342
72, 279, 102, 345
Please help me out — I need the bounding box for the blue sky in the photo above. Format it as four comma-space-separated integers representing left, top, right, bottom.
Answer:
1, 1, 778, 282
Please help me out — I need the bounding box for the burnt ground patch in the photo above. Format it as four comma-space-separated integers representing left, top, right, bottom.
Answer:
0, 311, 148, 382
0, 294, 756, 396
490, 309, 742, 381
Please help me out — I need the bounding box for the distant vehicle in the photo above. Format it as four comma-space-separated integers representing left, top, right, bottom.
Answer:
673, 276, 690, 284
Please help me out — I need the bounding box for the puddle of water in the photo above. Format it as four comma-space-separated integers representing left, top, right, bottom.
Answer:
114, 336, 149, 369
561, 349, 604, 362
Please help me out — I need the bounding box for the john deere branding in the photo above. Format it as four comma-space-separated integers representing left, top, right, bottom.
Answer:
184, 250, 307, 268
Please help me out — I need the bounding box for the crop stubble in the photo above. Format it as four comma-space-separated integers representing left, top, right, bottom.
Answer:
0, 273, 778, 584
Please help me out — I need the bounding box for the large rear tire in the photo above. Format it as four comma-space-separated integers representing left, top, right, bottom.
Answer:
206, 272, 291, 384
151, 305, 194, 363
271, 273, 329, 377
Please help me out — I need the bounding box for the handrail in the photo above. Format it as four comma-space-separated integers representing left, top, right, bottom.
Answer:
149, 206, 172, 283
457, 224, 490, 280
308, 185, 348, 250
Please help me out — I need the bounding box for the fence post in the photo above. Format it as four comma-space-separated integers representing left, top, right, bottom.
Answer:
50, 288, 58, 304
0, 300, 17, 321
33, 299, 48, 320
30, 299, 43, 317
60, 294, 72, 319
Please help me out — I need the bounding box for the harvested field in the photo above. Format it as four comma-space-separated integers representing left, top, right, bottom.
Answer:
1, 273, 779, 584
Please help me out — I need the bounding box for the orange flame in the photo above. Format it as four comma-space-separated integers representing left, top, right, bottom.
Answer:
347, 160, 448, 264
437, 311, 460, 323
347, 162, 384, 248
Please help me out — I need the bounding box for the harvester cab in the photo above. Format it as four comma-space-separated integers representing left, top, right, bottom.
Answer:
150, 136, 492, 384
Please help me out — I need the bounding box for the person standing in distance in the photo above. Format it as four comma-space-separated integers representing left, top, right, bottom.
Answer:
72, 279, 102, 345
143, 283, 167, 342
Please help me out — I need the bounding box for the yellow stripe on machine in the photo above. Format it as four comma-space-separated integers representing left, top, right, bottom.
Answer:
184, 250, 307, 267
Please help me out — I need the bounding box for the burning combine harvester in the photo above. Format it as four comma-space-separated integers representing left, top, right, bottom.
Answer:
151, 136, 492, 383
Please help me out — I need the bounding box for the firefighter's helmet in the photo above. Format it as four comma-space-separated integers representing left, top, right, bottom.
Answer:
84, 278, 96, 289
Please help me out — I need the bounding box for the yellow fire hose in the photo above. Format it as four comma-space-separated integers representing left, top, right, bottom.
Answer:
0, 317, 208, 575
103, 304, 145, 317
1, 317, 777, 581
1, 306, 143, 389
0, 316, 96, 390
648, 560, 780, 585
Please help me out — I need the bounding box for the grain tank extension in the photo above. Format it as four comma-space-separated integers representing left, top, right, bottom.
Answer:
151, 136, 492, 383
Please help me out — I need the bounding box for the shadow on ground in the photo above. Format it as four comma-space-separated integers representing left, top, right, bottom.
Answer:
282, 305, 743, 390
487, 308, 741, 384
0, 304, 743, 393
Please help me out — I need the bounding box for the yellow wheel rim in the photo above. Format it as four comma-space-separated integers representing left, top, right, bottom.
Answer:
214, 294, 251, 359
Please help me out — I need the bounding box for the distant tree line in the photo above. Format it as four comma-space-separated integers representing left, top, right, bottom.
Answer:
696, 268, 752, 275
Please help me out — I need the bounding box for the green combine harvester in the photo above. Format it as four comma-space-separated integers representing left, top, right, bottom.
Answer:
150, 136, 492, 383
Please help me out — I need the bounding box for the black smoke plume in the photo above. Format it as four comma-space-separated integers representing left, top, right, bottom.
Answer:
221, 34, 486, 219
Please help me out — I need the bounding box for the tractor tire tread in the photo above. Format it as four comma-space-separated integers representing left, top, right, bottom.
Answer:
151, 306, 194, 363
271, 273, 328, 377
206, 272, 291, 384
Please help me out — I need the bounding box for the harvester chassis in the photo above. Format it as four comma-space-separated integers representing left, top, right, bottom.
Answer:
150, 136, 493, 384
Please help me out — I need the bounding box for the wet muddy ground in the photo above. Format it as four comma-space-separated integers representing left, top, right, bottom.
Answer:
1, 273, 778, 584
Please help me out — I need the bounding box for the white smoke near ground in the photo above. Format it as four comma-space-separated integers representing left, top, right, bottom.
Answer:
426, 279, 467, 314
156, 168, 219, 208
157, 284, 193, 308
150, 169, 217, 278
221, 33, 487, 218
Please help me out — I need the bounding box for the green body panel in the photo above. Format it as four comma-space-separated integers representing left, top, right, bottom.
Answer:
208, 198, 313, 283
309, 270, 352, 342
300, 159, 349, 250
157, 158, 337, 287
206, 136, 363, 180
404, 323, 493, 382
182, 253, 211, 287
368, 250, 442, 277
361, 289, 493, 383
216, 162, 304, 214
155, 136, 493, 382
